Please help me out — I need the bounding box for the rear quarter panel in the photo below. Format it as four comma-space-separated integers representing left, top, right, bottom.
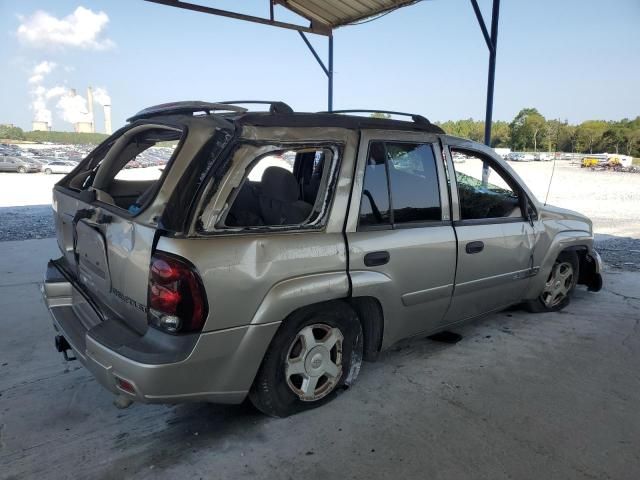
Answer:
158, 126, 360, 332
156, 232, 348, 331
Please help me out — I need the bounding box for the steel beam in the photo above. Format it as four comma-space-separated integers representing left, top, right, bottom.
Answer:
144, 0, 330, 36
298, 32, 334, 111
328, 36, 334, 112
470, 0, 494, 54
483, 0, 500, 147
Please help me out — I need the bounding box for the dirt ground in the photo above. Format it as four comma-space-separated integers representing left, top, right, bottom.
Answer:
507, 161, 640, 239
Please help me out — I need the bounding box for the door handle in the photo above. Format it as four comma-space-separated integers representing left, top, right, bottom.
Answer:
465, 241, 484, 254
364, 251, 390, 267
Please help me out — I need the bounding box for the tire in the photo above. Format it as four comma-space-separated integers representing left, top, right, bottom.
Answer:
17, 166, 26, 174
525, 251, 579, 313
249, 302, 363, 417
44, 168, 52, 175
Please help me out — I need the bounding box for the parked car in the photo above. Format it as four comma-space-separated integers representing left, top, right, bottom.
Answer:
0, 155, 40, 173
508, 152, 534, 162
43, 161, 77, 174
534, 152, 553, 161
42, 101, 603, 417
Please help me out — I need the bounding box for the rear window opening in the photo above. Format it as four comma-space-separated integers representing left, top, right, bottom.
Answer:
216, 146, 336, 230
67, 125, 183, 215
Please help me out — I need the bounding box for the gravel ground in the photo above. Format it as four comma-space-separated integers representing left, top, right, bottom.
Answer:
0, 162, 638, 268
0, 205, 55, 241
594, 235, 640, 272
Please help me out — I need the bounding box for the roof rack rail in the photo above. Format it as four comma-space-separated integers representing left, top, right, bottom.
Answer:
217, 100, 294, 114
127, 101, 247, 122
322, 109, 432, 125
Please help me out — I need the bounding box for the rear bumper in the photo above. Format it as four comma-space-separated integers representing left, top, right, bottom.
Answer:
43, 260, 279, 404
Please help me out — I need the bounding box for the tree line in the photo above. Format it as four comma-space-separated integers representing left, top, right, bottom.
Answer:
0, 125, 109, 145
437, 108, 640, 157
3, 108, 640, 156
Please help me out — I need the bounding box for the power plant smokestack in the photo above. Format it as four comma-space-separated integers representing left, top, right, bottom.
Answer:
92, 87, 112, 135
87, 86, 95, 133
104, 104, 112, 134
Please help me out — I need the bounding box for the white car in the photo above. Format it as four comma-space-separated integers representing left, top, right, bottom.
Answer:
43, 161, 76, 175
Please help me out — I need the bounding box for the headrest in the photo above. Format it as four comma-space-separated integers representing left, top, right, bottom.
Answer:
261, 166, 299, 202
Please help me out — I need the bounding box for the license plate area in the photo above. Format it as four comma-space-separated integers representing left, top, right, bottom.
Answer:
76, 220, 111, 294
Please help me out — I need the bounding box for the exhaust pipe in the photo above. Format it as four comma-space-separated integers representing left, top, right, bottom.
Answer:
54, 335, 76, 361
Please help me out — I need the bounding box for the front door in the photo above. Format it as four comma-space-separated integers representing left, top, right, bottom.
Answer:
443, 141, 535, 323
346, 130, 457, 346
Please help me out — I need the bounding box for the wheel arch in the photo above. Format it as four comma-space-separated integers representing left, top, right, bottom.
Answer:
253, 295, 384, 378
525, 231, 594, 300
347, 296, 384, 361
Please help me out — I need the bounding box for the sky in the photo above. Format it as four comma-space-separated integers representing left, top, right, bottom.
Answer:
0, 0, 638, 133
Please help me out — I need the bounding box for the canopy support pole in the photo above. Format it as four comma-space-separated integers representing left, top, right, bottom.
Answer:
299, 32, 335, 111
471, 0, 500, 183
471, 0, 500, 146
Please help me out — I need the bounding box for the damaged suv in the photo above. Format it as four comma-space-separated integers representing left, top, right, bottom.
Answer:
43, 101, 603, 416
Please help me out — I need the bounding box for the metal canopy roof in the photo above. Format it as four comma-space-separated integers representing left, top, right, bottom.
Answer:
144, 0, 501, 147
279, 0, 421, 29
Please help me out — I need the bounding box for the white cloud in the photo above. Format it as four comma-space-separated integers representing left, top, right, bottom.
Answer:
28, 61, 58, 124
93, 87, 111, 106
28, 73, 43, 84
46, 86, 67, 100
28, 60, 56, 84
33, 60, 56, 75
56, 91, 92, 124
17, 6, 114, 50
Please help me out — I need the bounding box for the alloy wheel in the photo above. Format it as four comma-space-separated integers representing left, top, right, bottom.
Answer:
285, 323, 343, 402
541, 261, 574, 308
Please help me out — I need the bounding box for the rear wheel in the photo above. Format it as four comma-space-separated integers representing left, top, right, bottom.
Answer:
525, 251, 579, 312
17, 166, 26, 174
249, 302, 363, 417
44, 168, 52, 175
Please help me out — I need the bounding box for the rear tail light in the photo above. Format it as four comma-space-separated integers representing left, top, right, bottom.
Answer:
148, 251, 208, 334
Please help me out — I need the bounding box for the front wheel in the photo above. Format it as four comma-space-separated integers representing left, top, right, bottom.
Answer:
525, 251, 579, 312
44, 168, 52, 175
17, 166, 27, 174
249, 302, 363, 417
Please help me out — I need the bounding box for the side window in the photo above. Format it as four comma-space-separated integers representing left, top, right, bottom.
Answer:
451, 148, 523, 220
247, 152, 293, 182
358, 142, 391, 227
224, 147, 334, 228
358, 141, 441, 229
113, 145, 175, 182
386, 143, 441, 224
89, 127, 183, 212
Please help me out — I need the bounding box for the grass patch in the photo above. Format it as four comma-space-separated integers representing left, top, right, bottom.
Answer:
633, 158, 640, 166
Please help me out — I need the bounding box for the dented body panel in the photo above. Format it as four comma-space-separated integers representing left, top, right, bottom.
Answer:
43, 106, 602, 406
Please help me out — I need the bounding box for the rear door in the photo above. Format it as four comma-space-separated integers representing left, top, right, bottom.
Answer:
52, 124, 186, 334
442, 139, 535, 323
346, 130, 457, 346
53, 184, 160, 335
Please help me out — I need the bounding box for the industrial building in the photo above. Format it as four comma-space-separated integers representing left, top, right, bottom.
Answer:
31, 121, 51, 132
32, 86, 112, 134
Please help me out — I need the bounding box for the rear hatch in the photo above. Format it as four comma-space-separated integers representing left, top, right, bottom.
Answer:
52, 117, 233, 335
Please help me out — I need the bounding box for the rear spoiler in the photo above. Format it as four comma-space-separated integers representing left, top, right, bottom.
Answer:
127, 101, 247, 122
127, 100, 295, 122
